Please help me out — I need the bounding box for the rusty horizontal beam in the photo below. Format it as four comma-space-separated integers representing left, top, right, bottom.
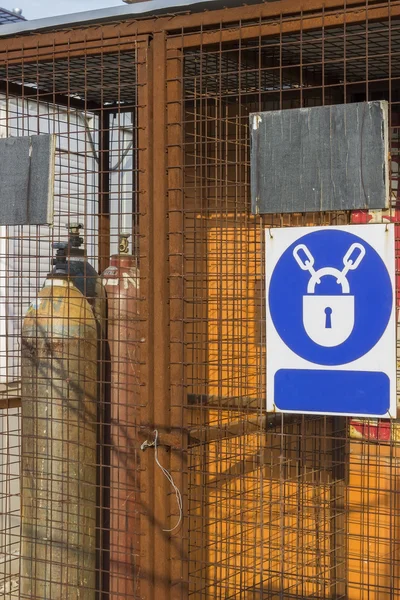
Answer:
0, 37, 144, 68
0, 397, 21, 409
139, 425, 182, 450
188, 412, 306, 443
167, 0, 400, 49
0, 79, 100, 111
0, 0, 376, 64
187, 392, 260, 411
0, 381, 21, 409
162, 0, 373, 32
189, 414, 267, 442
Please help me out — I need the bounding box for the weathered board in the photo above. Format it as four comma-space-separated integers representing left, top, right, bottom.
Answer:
250, 101, 389, 214
0, 134, 55, 225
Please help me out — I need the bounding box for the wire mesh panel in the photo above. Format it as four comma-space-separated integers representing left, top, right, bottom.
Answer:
0, 1, 400, 599
166, 2, 400, 598
0, 29, 145, 598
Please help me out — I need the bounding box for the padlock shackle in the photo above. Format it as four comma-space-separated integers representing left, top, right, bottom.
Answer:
293, 241, 364, 294
293, 244, 315, 271
307, 267, 350, 294
341, 243, 366, 279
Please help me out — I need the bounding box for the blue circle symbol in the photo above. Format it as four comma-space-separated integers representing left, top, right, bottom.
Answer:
269, 229, 393, 365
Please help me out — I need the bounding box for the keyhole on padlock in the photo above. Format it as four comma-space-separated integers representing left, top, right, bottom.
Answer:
324, 307, 333, 329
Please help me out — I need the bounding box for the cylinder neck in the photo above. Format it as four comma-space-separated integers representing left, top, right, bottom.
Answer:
109, 254, 136, 269
69, 250, 85, 259
119, 233, 130, 255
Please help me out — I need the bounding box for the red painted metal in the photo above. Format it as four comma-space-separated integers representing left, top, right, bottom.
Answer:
349, 418, 392, 442
350, 206, 400, 441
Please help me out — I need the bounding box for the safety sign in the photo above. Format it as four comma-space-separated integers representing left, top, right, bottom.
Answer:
266, 224, 396, 418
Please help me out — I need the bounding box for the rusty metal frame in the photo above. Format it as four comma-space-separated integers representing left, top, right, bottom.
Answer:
167, 1, 400, 49
136, 33, 188, 600
0, 0, 387, 66
136, 38, 155, 600
0, 36, 145, 67
137, 33, 187, 600
148, 30, 172, 599
1, 0, 398, 598
166, 44, 188, 599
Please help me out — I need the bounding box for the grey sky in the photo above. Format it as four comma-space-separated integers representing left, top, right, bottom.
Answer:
3, 0, 123, 20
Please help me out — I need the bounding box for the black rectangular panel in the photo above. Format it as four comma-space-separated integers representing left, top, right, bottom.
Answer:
0, 134, 55, 225
250, 101, 389, 214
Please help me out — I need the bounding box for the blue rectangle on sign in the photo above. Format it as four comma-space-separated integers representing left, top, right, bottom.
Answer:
274, 369, 390, 415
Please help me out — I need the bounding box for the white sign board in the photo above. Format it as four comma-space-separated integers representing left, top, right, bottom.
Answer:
266, 224, 396, 418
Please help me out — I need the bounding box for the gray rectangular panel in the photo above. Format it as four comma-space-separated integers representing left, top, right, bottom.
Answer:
0, 134, 55, 225
250, 101, 389, 214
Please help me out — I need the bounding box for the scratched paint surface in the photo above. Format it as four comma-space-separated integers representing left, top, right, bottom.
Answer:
250, 102, 389, 214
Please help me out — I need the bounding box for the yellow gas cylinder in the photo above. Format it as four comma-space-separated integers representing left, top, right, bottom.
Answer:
20, 269, 98, 599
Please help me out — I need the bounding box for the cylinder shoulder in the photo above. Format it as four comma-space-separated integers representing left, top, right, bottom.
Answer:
102, 263, 140, 291
23, 281, 98, 338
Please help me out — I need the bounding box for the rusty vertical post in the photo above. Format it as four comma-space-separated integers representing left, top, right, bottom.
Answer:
137, 41, 155, 599
167, 49, 188, 600
166, 46, 188, 599
99, 109, 111, 274
149, 30, 172, 599
138, 36, 172, 600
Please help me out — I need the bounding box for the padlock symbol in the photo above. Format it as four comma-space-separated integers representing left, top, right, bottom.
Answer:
293, 242, 366, 347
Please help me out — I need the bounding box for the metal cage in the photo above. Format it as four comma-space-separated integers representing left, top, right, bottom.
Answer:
0, 1, 398, 598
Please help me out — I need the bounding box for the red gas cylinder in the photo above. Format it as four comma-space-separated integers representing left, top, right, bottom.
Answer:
102, 234, 140, 599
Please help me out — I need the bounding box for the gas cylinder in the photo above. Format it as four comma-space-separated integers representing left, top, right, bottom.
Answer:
20, 251, 98, 599
57, 224, 109, 591
102, 233, 140, 598
59, 223, 106, 330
